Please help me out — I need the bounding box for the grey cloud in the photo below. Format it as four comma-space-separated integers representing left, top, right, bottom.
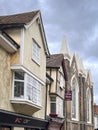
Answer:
0, 0, 40, 15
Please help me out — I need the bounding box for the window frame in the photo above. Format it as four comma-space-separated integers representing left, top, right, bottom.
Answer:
58, 71, 65, 89
50, 97, 56, 114
50, 96, 64, 117
13, 71, 25, 98
57, 97, 63, 117
12, 71, 42, 106
86, 88, 91, 123
32, 39, 41, 65
71, 75, 79, 121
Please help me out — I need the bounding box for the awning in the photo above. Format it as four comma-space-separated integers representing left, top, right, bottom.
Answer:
0, 109, 48, 129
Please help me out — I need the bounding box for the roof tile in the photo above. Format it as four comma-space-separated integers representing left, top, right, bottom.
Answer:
46, 54, 64, 68
0, 10, 39, 25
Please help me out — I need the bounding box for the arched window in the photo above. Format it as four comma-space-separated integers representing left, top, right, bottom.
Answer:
71, 76, 79, 120
86, 88, 91, 123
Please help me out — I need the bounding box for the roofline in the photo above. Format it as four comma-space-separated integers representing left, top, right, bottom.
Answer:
0, 10, 50, 56
0, 23, 24, 30
38, 11, 50, 56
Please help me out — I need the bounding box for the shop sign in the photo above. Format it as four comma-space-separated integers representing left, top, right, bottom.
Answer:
0, 110, 48, 128
14, 117, 30, 124
65, 90, 72, 101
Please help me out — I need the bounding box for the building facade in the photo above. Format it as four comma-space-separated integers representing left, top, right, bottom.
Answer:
94, 104, 98, 130
0, 10, 94, 130
46, 54, 68, 130
0, 10, 49, 130
46, 37, 94, 130
61, 37, 94, 130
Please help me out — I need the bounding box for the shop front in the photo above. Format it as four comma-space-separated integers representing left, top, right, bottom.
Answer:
0, 109, 48, 130
47, 114, 64, 130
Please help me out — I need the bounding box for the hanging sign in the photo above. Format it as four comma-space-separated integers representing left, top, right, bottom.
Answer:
65, 90, 72, 101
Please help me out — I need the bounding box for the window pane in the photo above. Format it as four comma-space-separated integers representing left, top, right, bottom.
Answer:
26, 74, 41, 106
15, 72, 24, 80
32, 41, 40, 64
51, 103, 56, 113
14, 81, 24, 98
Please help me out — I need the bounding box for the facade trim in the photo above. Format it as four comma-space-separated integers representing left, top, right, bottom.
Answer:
10, 65, 45, 85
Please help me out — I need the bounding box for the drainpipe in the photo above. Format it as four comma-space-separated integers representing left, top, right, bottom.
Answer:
45, 82, 48, 120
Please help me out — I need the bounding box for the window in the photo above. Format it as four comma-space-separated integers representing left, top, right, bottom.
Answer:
86, 88, 91, 123
57, 97, 63, 117
50, 97, 63, 117
26, 74, 41, 105
32, 40, 40, 64
14, 72, 24, 98
13, 71, 41, 106
71, 76, 79, 120
72, 78, 76, 118
58, 71, 64, 89
50, 97, 56, 114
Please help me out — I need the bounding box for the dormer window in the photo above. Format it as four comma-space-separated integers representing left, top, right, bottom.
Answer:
32, 39, 40, 65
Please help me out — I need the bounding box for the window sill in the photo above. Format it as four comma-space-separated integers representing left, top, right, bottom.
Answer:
72, 117, 79, 121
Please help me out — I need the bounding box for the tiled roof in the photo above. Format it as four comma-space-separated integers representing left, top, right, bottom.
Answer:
46, 54, 64, 68
0, 10, 39, 25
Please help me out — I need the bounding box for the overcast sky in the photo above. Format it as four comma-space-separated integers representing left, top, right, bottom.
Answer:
0, 0, 98, 104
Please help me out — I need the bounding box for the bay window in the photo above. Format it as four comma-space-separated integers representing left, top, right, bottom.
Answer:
50, 96, 63, 117
13, 71, 41, 106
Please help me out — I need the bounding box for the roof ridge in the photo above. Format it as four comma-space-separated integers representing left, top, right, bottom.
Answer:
0, 10, 40, 17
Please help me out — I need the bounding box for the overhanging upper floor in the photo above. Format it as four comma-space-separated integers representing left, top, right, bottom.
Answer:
0, 31, 20, 53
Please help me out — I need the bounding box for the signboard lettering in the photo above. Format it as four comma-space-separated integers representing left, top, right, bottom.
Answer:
15, 117, 30, 124
65, 90, 72, 101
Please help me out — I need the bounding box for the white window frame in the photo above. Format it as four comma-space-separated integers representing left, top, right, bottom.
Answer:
13, 71, 25, 99
50, 97, 56, 114
26, 74, 41, 106
57, 97, 63, 117
58, 71, 64, 89
86, 88, 91, 123
12, 71, 42, 106
71, 75, 79, 121
50, 96, 63, 117
32, 39, 40, 65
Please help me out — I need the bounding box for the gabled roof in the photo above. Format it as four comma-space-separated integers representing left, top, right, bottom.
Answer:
0, 10, 39, 26
46, 54, 64, 68
0, 10, 50, 56
46, 54, 68, 81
